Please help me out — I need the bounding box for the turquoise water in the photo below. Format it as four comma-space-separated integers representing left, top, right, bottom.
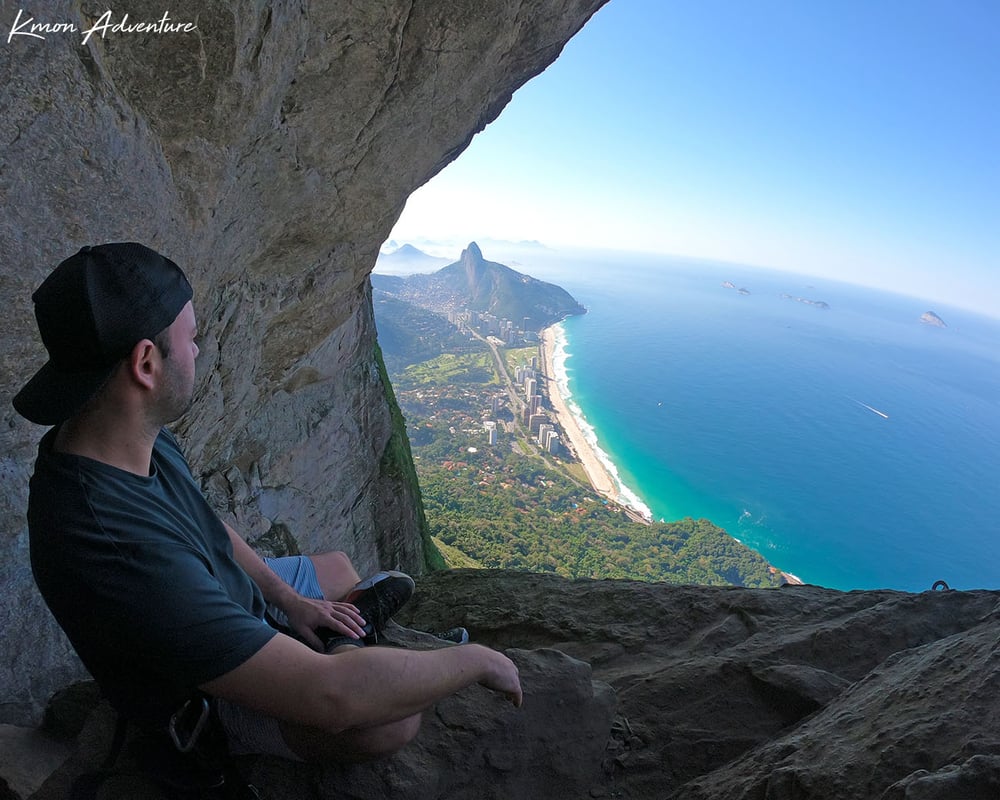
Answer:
539, 253, 1000, 591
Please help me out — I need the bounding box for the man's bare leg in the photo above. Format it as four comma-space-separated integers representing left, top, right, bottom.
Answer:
278, 678, 423, 762
307, 551, 361, 601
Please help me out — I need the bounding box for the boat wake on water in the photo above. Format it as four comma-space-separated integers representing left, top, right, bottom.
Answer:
848, 397, 889, 419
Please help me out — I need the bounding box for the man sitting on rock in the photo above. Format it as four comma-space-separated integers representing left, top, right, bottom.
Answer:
13, 242, 522, 763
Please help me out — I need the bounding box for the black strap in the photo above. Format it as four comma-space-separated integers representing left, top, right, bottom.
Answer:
67, 714, 129, 800
67, 702, 262, 800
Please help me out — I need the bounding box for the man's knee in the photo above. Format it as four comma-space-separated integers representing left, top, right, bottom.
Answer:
281, 712, 422, 762
308, 551, 361, 599
360, 713, 422, 758
312, 550, 354, 573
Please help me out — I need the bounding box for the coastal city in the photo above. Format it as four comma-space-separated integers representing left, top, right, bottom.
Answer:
443, 308, 563, 457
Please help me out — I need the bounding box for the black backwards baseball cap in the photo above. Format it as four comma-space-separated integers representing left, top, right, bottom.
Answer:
13, 243, 193, 426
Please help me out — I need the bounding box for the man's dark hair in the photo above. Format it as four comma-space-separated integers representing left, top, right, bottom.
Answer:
153, 328, 171, 359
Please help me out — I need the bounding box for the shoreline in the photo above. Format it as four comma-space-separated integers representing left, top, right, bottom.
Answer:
538, 325, 655, 525
538, 324, 802, 582
539, 326, 618, 500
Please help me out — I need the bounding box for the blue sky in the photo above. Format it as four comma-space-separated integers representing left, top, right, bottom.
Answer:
388, 1, 1000, 317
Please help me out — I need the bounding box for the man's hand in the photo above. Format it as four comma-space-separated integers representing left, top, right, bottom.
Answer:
478, 647, 523, 707
482, 651, 524, 708
283, 595, 367, 650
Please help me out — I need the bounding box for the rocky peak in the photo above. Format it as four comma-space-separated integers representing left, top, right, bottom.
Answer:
462, 241, 486, 265
461, 241, 488, 291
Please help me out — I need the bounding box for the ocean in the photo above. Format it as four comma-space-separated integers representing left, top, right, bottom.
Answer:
533, 252, 1000, 592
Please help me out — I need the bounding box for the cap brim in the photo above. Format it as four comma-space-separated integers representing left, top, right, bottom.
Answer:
12, 360, 117, 426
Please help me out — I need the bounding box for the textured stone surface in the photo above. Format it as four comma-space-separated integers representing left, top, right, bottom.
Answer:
397, 571, 1000, 799
0, 0, 606, 724
239, 635, 616, 800
13, 574, 1000, 799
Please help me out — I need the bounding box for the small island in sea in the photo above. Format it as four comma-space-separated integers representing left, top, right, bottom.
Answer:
780, 293, 830, 309
920, 310, 947, 327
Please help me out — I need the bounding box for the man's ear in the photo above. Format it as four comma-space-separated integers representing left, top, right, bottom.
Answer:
127, 339, 160, 390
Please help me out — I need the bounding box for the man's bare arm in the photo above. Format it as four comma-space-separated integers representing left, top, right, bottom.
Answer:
200, 633, 522, 733
223, 522, 365, 646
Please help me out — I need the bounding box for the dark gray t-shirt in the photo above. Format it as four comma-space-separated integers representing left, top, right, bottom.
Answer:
28, 427, 276, 727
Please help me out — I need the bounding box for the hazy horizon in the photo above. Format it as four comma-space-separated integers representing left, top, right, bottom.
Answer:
388, 1, 1000, 319
376, 238, 999, 322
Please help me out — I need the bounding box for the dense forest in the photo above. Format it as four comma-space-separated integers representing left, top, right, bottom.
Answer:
416, 432, 780, 586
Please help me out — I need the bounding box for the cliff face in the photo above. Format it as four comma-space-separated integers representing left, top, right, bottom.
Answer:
397, 572, 1000, 800
0, 0, 607, 725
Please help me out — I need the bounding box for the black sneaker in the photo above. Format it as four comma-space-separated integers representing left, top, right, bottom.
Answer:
322, 634, 366, 654
433, 627, 470, 645
346, 570, 415, 644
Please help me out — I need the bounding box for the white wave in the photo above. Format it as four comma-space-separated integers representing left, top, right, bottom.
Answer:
550, 322, 574, 401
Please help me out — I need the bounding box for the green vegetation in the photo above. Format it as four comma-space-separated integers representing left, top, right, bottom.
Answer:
413, 425, 778, 586
373, 294, 481, 372
432, 536, 485, 569
374, 341, 445, 572
401, 351, 497, 387
503, 346, 538, 371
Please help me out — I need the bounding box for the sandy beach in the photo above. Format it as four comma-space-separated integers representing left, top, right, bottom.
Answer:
539, 325, 619, 501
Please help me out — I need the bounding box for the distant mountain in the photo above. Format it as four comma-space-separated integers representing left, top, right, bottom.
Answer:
372, 242, 585, 330
375, 244, 450, 274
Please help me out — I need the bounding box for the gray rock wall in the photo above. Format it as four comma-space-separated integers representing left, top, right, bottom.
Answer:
0, 0, 606, 724
399, 571, 1000, 800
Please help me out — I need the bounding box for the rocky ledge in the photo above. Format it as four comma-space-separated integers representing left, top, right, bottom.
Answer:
9, 570, 1000, 800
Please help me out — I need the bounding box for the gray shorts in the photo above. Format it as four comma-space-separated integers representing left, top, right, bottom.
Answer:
261, 555, 324, 628
216, 555, 324, 760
